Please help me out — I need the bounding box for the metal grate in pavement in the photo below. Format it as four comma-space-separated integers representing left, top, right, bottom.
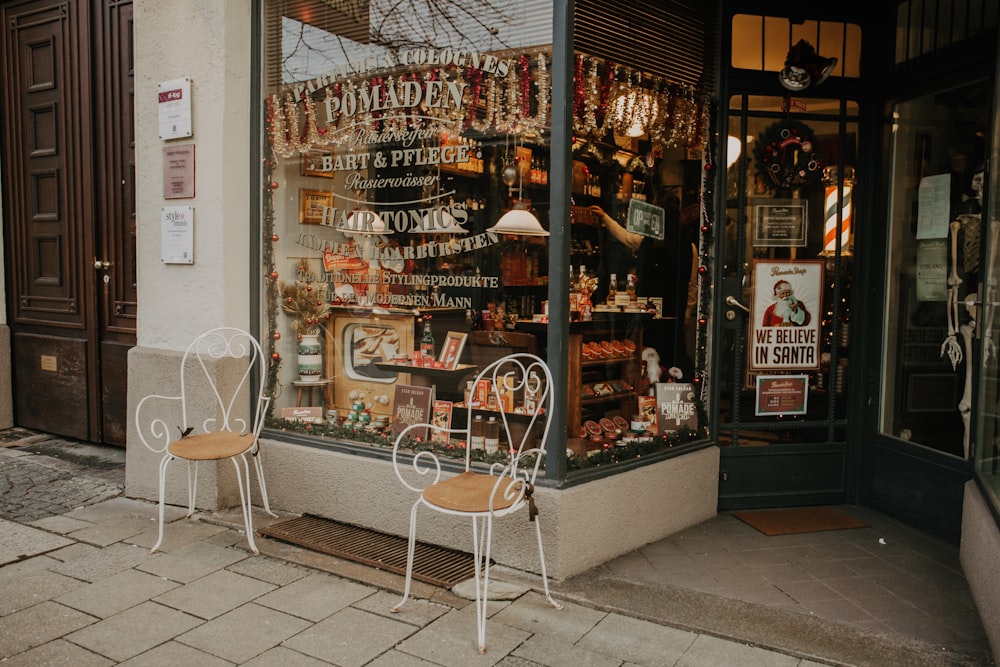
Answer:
257, 514, 480, 588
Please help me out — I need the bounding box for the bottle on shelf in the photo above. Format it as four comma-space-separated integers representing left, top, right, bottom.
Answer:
626, 273, 638, 307
484, 416, 500, 454
420, 317, 435, 367
579, 266, 593, 322
569, 265, 581, 321
606, 273, 618, 306
470, 415, 485, 450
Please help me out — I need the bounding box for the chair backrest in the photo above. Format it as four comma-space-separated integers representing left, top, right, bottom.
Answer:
180, 327, 269, 437
462, 353, 553, 480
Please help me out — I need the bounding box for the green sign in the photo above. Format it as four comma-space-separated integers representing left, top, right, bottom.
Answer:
626, 199, 665, 240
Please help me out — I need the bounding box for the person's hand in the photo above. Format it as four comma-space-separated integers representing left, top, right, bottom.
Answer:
588, 205, 607, 226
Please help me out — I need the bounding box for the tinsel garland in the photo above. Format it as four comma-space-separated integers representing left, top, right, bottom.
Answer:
269, 417, 702, 471
267, 52, 706, 155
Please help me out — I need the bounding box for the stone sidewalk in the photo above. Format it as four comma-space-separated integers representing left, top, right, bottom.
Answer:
0, 432, 986, 666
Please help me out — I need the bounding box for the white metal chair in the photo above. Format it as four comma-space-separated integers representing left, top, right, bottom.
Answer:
134, 327, 275, 555
390, 353, 562, 653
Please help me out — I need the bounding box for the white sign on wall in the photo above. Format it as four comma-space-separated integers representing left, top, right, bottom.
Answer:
161, 206, 194, 264
158, 77, 192, 140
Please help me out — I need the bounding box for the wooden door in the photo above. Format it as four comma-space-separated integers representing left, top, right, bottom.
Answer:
1, 0, 135, 445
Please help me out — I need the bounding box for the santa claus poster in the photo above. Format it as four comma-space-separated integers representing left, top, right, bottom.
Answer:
749, 260, 823, 371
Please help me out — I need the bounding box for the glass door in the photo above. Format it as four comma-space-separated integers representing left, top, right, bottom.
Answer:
870, 80, 989, 540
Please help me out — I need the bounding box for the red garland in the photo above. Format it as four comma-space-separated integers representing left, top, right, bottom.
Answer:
466, 67, 483, 129
520, 55, 531, 118
573, 55, 585, 118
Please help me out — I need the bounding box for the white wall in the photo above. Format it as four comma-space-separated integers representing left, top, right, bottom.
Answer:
960, 482, 1000, 658
133, 0, 252, 348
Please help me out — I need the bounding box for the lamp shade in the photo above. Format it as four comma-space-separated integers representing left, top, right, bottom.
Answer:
487, 208, 549, 236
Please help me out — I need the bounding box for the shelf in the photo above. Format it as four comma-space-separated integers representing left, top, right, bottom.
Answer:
581, 391, 636, 406
373, 362, 477, 381
581, 354, 637, 368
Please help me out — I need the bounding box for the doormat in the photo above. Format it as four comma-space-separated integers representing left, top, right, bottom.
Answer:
257, 514, 480, 588
730, 506, 868, 536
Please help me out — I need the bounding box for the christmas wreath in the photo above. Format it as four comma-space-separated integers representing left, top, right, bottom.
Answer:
754, 118, 822, 190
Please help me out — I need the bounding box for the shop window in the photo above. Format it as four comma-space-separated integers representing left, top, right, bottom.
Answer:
260, 0, 713, 472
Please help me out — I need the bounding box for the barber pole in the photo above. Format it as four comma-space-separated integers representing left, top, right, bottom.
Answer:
821, 166, 855, 256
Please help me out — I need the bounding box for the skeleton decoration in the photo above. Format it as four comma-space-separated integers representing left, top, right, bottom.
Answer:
959, 296, 977, 459
941, 220, 964, 370
985, 220, 999, 364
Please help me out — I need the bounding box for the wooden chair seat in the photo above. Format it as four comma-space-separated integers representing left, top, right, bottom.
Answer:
167, 430, 255, 461
422, 471, 519, 513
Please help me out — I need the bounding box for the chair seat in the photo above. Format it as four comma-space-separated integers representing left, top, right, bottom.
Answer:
167, 430, 255, 461
422, 471, 520, 513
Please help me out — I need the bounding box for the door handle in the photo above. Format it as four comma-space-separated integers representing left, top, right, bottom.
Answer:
93, 259, 110, 270
725, 295, 750, 313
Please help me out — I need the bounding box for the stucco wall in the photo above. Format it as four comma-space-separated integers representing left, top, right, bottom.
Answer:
960, 481, 1000, 657
257, 438, 718, 580
133, 0, 252, 346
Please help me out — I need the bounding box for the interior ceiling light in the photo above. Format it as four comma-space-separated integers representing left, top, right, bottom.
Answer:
488, 205, 550, 237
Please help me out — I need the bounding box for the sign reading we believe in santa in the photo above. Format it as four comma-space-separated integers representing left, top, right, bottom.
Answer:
749, 260, 824, 371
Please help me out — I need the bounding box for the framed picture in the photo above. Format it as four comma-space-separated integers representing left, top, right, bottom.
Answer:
752, 199, 808, 247
301, 149, 334, 178
299, 189, 332, 224
755, 375, 809, 416
749, 259, 824, 372
438, 331, 468, 370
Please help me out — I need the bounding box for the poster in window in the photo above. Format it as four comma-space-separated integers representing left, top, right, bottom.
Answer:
430, 400, 453, 445
391, 384, 434, 440
299, 189, 333, 224
755, 375, 809, 416
438, 332, 468, 370
752, 199, 808, 247
749, 260, 823, 371
654, 383, 697, 434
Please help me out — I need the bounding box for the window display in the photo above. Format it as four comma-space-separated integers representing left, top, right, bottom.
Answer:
260, 0, 711, 468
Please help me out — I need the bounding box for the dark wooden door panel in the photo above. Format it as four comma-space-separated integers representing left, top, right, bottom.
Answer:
2, 0, 134, 445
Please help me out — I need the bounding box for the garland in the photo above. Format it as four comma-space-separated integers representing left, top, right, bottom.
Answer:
754, 118, 822, 191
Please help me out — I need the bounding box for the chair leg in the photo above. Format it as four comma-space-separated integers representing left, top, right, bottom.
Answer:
533, 516, 562, 610
233, 455, 260, 555
472, 514, 492, 654
185, 460, 198, 519
251, 447, 277, 518
391, 499, 421, 613
150, 454, 173, 555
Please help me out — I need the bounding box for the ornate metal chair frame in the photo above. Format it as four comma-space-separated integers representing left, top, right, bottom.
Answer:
134, 327, 274, 554
390, 353, 561, 653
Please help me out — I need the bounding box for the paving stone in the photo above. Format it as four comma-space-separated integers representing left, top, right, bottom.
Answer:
153, 568, 276, 619
365, 649, 441, 666
67, 515, 156, 547
51, 542, 150, 582
0, 601, 98, 658
117, 640, 235, 666
575, 612, 698, 665
492, 592, 604, 645
56, 568, 179, 618
0, 569, 87, 616
0, 638, 114, 666
675, 634, 801, 666
136, 540, 249, 583
47, 542, 101, 563
242, 645, 338, 666
284, 606, 418, 667
0, 554, 61, 581
177, 602, 312, 663
394, 608, 530, 666
511, 635, 621, 667
0, 519, 74, 566
254, 571, 375, 621
28, 514, 95, 535
64, 600, 201, 662
226, 553, 312, 586
352, 590, 450, 628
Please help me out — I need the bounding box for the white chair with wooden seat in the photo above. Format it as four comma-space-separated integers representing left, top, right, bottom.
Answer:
134, 327, 275, 554
390, 353, 562, 653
